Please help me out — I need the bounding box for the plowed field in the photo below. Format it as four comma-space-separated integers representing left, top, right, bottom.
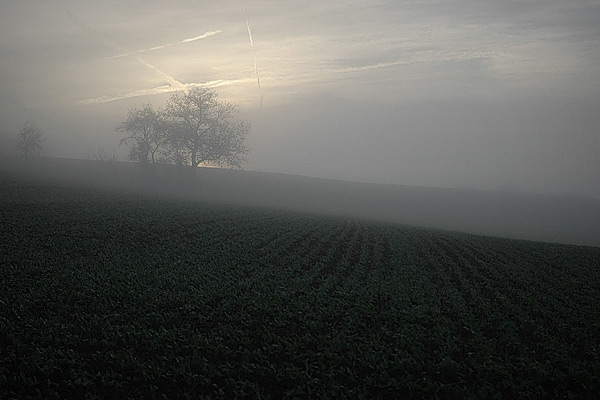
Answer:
2, 178, 599, 399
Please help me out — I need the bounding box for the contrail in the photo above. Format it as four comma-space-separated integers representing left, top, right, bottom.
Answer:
244, 1, 263, 107
244, 7, 254, 47
65, 6, 251, 105
104, 30, 222, 60
134, 56, 183, 88
66, 10, 116, 49
335, 60, 413, 74
180, 31, 221, 43
78, 78, 254, 104
254, 58, 261, 89
65, 9, 183, 89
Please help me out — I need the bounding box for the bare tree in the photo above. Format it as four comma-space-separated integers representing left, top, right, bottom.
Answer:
87, 146, 118, 162
116, 103, 167, 164
15, 120, 45, 156
157, 134, 186, 166
165, 87, 250, 168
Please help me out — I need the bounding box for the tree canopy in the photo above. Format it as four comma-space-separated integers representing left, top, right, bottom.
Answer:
15, 120, 45, 156
116, 103, 166, 163
116, 88, 250, 169
165, 87, 250, 168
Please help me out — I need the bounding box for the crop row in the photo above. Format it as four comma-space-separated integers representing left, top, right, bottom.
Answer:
1, 180, 600, 398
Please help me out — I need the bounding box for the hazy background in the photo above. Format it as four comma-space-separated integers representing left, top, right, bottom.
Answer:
1, 0, 599, 197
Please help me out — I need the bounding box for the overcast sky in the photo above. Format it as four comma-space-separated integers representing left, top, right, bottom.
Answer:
1, 0, 599, 197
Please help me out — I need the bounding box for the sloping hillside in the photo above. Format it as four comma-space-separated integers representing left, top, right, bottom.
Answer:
2, 156, 599, 247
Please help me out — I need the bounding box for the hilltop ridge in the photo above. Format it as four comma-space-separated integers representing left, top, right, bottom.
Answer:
2, 156, 599, 247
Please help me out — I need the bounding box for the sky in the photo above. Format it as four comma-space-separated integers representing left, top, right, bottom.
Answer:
1, 0, 599, 197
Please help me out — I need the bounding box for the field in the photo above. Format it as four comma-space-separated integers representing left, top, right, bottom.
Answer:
1, 176, 600, 399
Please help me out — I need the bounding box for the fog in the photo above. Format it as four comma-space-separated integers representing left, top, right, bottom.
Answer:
248, 92, 600, 197
1, 1, 599, 198
2, 156, 600, 247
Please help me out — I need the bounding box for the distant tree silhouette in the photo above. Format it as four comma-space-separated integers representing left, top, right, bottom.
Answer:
116, 103, 167, 164
88, 146, 118, 163
15, 120, 45, 156
164, 87, 250, 169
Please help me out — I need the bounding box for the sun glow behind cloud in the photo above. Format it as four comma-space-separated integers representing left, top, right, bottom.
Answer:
53, 3, 257, 106
51, 0, 598, 109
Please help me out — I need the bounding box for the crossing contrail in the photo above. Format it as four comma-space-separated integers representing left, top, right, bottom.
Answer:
65, 5, 253, 105
244, 1, 263, 107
